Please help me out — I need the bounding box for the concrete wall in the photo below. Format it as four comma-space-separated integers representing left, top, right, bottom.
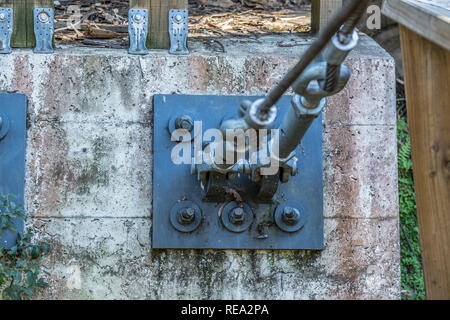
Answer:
0, 34, 399, 299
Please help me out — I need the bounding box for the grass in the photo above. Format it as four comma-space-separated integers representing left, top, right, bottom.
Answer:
397, 90, 425, 300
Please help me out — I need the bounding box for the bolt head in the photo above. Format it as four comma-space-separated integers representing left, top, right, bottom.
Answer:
175, 115, 194, 132
283, 207, 295, 218
133, 13, 143, 22
181, 207, 195, 218
179, 207, 195, 224
38, 12, 49, 23
0, 13, 5, 21
231, 207, 245, 224
180, 120, 193, 131
175, 14, 183, 22
234, 207, 244, 218
282, 207, 300, 225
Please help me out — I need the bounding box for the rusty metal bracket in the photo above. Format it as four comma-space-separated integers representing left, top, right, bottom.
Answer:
128, 8, 149, 55
169, 9, 189, 55
34, 8, 54, 54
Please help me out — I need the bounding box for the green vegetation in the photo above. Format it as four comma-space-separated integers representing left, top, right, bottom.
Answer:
397, 114, 425, 300
0, 194, 50, 300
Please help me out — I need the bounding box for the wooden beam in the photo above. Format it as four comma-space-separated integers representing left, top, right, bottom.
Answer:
2, 0, 54, 48
400, 25, 450, 299
311, 0, 342, 34
382, 0, 450, 51
130, 0, 188, 50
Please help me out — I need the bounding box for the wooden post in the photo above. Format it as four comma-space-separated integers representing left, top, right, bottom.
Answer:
130, 0, 188, 49
0, 0, 54, 48
383, 0, 450, 299
400, 26, 450, 300
311, 0, 342, 34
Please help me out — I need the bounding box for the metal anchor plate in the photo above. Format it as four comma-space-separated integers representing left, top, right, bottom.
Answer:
0, 7, 13, 54
0, 93, 27, 248
153, 95, 324, 250
128, 9, 149, 55
34, 8, 54, 53
169, 9, 188, 55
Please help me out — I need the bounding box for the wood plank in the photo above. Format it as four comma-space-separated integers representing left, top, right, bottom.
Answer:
400, 25, 450, 299
130, 0, 187, 49
311, 0, 342, 34
5, 0, 54, 48
382, 0, 450, 51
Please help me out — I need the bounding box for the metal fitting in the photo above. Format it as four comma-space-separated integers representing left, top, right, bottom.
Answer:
170, 201, 203, 233
282, 207, 300, 225
169, 9, 189, 55
33, 8, 54, 54
174, 14, 183, 23
0, 8, 13, 54
37, 11, 50, 23
128, 8, 149, 55
292, 94, 326, 118
230, 207, 245, 224
179, 207, 195, 224
323, 28, 359, 66
244, 98, 277, 130
133, 13, 143, 23
175, 115, 194, 132
0, 116, 3, 130
292, 61, 351, 106
169, 114, 198, 142
274, 204, 306, 233
221, 202, 254, 233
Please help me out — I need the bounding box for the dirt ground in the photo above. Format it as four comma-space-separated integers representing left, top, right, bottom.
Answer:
54, 0, 311, 47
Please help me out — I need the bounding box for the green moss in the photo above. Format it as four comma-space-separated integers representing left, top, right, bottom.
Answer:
397, 118, 425, 300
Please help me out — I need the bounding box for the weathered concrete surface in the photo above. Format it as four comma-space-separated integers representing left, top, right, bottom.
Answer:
0, 34, 399, 299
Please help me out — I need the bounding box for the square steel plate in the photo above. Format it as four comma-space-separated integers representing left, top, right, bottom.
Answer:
0, 93, 27, 248
153, 94, 323, 250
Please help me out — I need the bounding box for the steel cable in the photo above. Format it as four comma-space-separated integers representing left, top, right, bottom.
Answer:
257, 0, 369, 117
323, 1, 369, 92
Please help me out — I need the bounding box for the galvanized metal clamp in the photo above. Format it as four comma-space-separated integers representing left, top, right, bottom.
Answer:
128, 9, 149, 55
169, 9, 189, 55
0, 7, 13, 54
34, 8, 54, 54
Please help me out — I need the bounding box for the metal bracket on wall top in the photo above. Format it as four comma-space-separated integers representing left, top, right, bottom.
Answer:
0, 94, 27, 249
0, 7, 13, 54
153, 95, 324, 250
169, 9, 188, 55
34, 8, 54, 54
128, 9, 149, 55
0, 8, 13, 54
